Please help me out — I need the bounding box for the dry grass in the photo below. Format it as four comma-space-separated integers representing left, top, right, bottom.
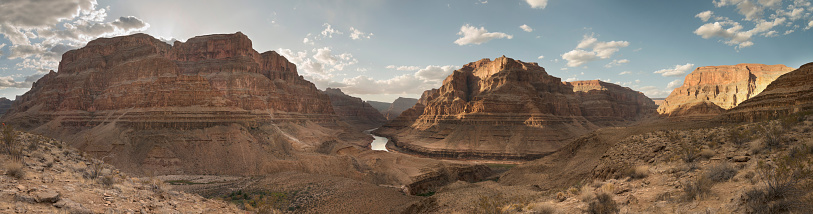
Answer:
625, 165, 649, 179
587, 192, 618, 214
525, 202, 557, 214
4, 161, 25, 180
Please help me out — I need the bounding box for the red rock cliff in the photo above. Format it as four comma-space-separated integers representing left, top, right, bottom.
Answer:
375, 56, 654, 160
658, 64, 794, 117
323, 88, 387, 130
724, 62, 813, 121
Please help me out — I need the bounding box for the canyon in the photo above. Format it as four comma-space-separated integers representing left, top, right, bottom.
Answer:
0, 33, 490, 200
375, 56, 656, 160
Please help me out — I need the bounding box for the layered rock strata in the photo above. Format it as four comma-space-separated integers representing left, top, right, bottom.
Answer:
323, 88, 386, 130
375, 56, 655, 159
724, 62, 813, 121
658, 64, 794, 116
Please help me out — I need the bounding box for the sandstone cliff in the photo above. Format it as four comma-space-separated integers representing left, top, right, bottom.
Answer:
724, 62, 813, 121
658, 64, 794, 117
375, 56, 655, 159
367, 101, 391, 114
323, 88, 386, 130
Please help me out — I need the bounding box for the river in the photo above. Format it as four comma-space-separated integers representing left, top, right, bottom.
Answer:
364, 128, 389, 152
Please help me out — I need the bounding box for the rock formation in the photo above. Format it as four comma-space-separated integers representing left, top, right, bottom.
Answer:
383, 97, 418, 120
323, 88, 386, 130
0, 32, 491, 196
725, 62, 813, 121
0, 97, 12, 115
658, 64, 794, 117
375, 56, 655, 159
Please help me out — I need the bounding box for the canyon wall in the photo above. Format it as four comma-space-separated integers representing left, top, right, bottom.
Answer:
658, 64, 794, 117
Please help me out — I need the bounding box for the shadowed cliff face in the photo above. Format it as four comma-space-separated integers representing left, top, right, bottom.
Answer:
323, 88, 387, 130
658, 63, 794, 117
376, 56, 656, 159
724, 62, 813, 121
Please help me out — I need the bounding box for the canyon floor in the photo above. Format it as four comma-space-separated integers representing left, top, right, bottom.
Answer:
3, 113, 813, 213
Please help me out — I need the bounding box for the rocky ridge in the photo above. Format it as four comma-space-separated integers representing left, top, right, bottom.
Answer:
323, 88, 386, 131
383, 97, 417, 121
375, 56, 655, 159
658, 64, 794, 117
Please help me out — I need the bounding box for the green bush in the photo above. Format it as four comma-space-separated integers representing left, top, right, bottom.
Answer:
744, 155, 813, 213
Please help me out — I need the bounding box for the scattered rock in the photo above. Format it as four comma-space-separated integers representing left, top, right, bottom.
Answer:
34, 189, 60, 203
733, 156, 750, 162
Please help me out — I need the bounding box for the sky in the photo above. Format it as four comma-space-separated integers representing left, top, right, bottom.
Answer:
1, 0, 812, 102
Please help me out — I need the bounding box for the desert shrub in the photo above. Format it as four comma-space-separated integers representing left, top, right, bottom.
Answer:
625, 165, 649, 180
682, 175, 714, 201
699, 149, 715, 159
580, 185, 596, 202
704, 162, 738, 182
729, 127, 752, 147
100, 175, 116, 187
761, 122, 785, 151
587, 192, 619, 214
4, 161, 24, 180
83, 162, 104, 180
526, 202, 557, 214
744, 155, 813, 213
2, 124, 21, 161
556, 192, 566, 202
567, 186, 580, 195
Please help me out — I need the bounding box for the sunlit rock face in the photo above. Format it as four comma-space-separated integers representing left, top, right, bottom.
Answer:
1, 32, 371, 176
725, 62, 813, 121
658, 64, 794, 117
375, 56, 655, 160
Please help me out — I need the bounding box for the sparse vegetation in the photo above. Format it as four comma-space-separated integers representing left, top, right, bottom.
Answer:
625, 165, 649, 180
2, 124, 22, 162
761, 122, 786, 151
587, 192, 619, 214
744, 154, 813, 213
682, 175, 714, 201
4, 161, 25, 180
728, 126, 753, 147
704, 162, 738, 182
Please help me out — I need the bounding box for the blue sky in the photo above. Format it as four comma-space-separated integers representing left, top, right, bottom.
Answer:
1, 0, 812, 102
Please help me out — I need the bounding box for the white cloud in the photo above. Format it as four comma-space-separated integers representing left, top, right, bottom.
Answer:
561, 34, 629, 67
807, 20, 813, 30
537, 55, 544, 59
315, 65, 458, 95
696, 11, 715, 22
699, 0, 813, 49
618, 71, 632, 75
386, 65, 421, 71
303, 37, 313, 45
278, 47, 357, 77
604, 59, 630, 68
349, 27, 373, 40
0, 0, 149, 76
667, 79, 683, 89
654, 63, 695, 77
454, 24, 513, 45
320, 23, 342, 38
525, 0, 549, 9
519, 24, 533, 32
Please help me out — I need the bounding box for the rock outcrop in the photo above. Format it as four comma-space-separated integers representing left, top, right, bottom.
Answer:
567, 80, 657, 125
0, 97, 12, 115
725, 62, 813, 121
375, 56, 655, 159
658, 64, 794, 117
383, 97, 418, 120
323, 88, 386, 130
